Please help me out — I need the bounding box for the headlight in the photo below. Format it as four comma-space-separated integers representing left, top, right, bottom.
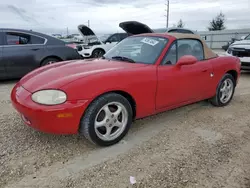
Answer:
84, 46, 91, 49
31, 90, 67, 105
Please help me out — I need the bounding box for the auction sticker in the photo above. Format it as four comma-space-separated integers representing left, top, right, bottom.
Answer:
141, 38, 159, 46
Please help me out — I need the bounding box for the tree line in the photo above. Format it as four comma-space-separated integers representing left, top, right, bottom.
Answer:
174, 12, 226, 31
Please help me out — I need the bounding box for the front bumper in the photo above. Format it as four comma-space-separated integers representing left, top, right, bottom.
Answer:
77, 48, 92, 58
225, 52, 250, 70
11, 83, 89, 135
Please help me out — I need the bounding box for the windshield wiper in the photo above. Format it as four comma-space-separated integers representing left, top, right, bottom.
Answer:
111, 56, 136, 63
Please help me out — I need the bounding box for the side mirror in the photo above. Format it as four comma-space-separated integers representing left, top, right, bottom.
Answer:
241, 36, 246, 40
176, 55, 197, 67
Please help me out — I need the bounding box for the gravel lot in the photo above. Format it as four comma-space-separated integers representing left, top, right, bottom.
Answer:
1, 71, 250, 188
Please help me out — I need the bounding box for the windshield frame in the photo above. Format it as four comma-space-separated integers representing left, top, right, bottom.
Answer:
244, 34, 250, 40
99, 34, 112, 43
103, 35, 169, 65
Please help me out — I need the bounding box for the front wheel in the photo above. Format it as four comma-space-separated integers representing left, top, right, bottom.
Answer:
79, 93, 133, 146
210, 73, 236, 107
91, 49, 105, 58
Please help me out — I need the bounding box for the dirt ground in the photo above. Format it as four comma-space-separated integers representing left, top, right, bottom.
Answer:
1, 72, 250, 188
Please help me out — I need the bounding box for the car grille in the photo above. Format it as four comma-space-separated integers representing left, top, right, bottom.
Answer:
232, 48, 250, 57
241, 62, 250, 66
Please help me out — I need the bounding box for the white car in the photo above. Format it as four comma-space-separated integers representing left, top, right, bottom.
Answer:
226, 34, 250, 70
76, 24, 129, 58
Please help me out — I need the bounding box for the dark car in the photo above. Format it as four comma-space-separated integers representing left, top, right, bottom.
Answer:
0, 28, 82, 80
153, 27, 197, 34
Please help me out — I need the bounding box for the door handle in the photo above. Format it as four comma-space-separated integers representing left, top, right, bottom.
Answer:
202, 69, 208, 72
31, 48, 39, 51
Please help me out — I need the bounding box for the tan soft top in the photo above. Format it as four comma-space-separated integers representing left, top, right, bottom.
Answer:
166, 33, 218, 59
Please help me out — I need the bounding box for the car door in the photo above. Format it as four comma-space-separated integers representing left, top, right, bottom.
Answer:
156, 39, 213, 110
2, 31, 46, 79
0, 31, 6, 79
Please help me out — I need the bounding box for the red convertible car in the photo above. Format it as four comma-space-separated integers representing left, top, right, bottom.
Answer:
11, 21, 241, 146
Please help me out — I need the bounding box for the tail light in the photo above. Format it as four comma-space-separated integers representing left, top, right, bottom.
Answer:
66, 43, 77, 49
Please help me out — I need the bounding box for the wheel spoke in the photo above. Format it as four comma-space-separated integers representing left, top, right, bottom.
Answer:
114, 120, 123, 128
104, 126, 112, 138
95, 118, 107, 128
226, 84, 231, 90
113, 105, 122, 118
220, 92, 226, 101
220, 81, 227, 92
103, 106, 112, 119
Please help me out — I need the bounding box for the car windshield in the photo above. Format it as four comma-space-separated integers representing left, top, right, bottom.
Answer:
99, 34, 111, 43
103, 36, 169, 64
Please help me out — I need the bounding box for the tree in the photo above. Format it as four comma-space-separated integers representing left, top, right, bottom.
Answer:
177, 19, 185, 28
208, 12, 226, 31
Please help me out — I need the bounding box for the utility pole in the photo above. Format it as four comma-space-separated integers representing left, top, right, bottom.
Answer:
66, 27, 69, 36
164, 0, 170, 28
87, 20, 90, 27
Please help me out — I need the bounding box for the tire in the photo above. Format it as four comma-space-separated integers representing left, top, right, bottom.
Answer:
79, 93, 133, 146
210, 73, 236, 107
41, 57, 60, 66
91, 49, 105, 58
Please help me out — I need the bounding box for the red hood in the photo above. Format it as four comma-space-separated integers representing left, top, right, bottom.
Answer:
19, 59, 147, 92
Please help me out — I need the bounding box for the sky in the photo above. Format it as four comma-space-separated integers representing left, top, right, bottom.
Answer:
0, 0, 250, 35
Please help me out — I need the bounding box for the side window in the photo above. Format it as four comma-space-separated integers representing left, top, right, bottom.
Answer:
108, 34, 120, 42
119, 33, 128, 41
6, 32, 30, 45
161, 42, 177, 65
30, 35, 45, 44
0, 32, 4, 45
5, 32, 45, 45
177, 39, 204, 61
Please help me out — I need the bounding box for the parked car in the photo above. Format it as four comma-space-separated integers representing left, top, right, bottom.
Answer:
0, 28, 82, 80
76, 24, 129, 58
119, 21, 198, 35
221, 38, 239, 51
153, 27, 198, 34
225, 34, 250, 70
11, 21, 240, 147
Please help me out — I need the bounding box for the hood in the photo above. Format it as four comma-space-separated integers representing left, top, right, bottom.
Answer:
230, 40, 250, 49
119, 21, 154, 35
19, 59, 147, 92
77, 24, 102, 44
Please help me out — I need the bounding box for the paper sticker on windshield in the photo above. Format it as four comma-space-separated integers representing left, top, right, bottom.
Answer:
141, 38, 159, 46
